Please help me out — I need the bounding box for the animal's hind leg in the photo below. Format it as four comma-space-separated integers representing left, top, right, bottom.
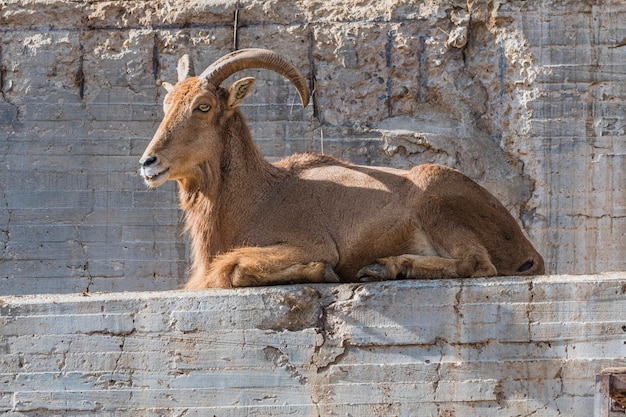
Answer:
357, 232, 497, 281
185, 245, 340, 289
358, 252, 497, 281
358, 255, 460, 281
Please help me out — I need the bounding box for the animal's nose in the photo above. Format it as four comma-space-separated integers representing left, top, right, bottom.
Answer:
140, 155, 158, 168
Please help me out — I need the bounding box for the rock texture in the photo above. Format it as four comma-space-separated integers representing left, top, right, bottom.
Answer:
1, 274, 625, 416
0, 0, 625, 294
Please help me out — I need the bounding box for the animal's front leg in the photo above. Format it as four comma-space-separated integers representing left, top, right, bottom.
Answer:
231, 261, 339, 287
186, 245, 340, 289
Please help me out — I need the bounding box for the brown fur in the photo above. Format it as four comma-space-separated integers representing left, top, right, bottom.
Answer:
140, 54, 545, 289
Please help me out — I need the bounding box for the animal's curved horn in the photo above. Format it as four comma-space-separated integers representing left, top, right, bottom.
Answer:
199, 48, 309, 107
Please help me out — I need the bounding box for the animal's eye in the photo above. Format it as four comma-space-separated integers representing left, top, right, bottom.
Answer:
196, 103, 211, 113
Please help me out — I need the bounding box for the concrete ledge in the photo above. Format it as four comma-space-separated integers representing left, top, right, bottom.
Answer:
1, 274, 625, 416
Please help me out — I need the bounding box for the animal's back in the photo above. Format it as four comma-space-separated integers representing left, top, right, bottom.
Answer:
273, 152, 348, 172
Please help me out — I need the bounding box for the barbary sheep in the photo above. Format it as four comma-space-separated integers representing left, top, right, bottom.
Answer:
139, 48, 545, 289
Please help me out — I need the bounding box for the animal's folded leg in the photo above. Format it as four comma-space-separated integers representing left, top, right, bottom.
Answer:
206, 246, 340, 288
357, 254, 468, 281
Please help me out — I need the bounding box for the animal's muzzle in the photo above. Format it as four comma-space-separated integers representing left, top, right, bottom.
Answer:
139, 155, 170, 186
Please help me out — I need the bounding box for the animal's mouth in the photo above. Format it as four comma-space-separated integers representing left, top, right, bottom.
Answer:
141, 167, 170, 187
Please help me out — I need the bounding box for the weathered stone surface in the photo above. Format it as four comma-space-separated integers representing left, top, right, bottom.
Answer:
0, 0, 625, 295
1, 274, 624, 416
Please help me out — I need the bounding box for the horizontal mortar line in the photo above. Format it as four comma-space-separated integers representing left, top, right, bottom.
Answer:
532, 319, 626, 324
0, 16, 428, 35
0, 22, 232, 34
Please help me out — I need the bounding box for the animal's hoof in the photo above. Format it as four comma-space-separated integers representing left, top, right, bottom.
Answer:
324, 264, 341, 283
357, 263, 390, 282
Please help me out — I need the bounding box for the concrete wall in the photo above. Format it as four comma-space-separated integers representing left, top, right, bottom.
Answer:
1, 0, 626, 295
1, 274, 625, 416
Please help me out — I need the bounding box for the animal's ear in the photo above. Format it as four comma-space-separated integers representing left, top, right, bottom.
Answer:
177, 54, 195, 82
227, 77, 256, 109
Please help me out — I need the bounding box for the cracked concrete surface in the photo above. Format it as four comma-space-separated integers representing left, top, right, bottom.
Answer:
1, 274, 624, 416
